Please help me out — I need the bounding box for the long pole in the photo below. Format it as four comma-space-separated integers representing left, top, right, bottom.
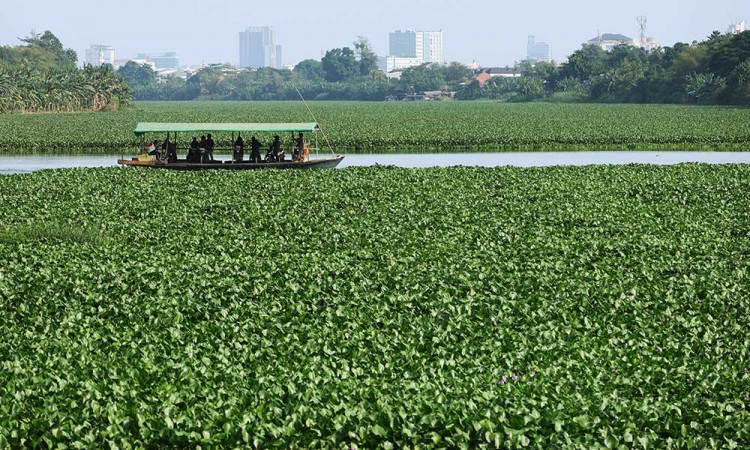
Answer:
293, 84, 335, 155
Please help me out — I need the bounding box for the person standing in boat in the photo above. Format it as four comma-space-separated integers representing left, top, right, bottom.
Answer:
188, 137, 199, 163
272, 135, 283, 162
293, 133, 304, 162
206, 134, 215, 161
233, 134, 245, 163
198, 135, 208, 163
250, 136, 261, 163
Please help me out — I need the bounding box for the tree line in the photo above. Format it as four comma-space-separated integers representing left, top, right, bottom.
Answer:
2, 29, 750, 109
120, 30, 750, 105
0, 31, 131, 113
118, 37, 474, 101
458, 31, 750, 105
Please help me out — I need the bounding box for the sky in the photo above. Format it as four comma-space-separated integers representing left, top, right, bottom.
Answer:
1, 0, 748, 68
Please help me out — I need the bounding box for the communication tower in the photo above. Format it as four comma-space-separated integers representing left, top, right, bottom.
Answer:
637, 16, 648, 49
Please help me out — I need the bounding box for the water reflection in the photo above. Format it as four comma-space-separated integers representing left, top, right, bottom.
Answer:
2, 151, 750, 175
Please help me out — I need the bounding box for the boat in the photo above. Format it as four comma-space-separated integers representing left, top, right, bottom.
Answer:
118, 122, 344, 170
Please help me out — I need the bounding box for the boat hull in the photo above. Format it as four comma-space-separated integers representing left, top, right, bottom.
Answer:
117, 156, 344, 170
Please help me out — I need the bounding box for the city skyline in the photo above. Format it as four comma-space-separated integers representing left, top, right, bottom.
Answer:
1, 0, 747, 68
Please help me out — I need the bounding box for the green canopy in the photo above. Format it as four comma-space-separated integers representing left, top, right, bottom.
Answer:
134, 122, 319, 135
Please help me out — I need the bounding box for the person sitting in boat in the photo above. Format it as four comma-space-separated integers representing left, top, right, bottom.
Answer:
161, 138, 178, 163
206, 133, 215, 162
188, 137, 200, 163
166, 142, 178, 163
233, 134, 245, 163
250, 136, 261, 163
146, 141, 159, 159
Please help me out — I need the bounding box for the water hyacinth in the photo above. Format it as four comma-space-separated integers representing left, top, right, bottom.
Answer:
3, 101, 750, 154
0, 164, 749, 448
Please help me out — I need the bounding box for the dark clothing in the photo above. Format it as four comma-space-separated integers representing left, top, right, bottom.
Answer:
166, 142, 178, 163
188, 138, 199, 163
198, 137, 209, 163
272, 137, 283, 162
233, 136, 245, 163
250, 138, 261, 163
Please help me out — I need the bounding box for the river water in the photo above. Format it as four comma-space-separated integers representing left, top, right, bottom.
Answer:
2, 152, 750, 175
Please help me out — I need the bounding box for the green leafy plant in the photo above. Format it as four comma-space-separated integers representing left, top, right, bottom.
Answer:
2, 101, 750, 153
0, 164, 749, 447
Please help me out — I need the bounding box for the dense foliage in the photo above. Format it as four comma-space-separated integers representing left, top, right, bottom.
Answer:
2, 101, 750, 154
119, 30, 750, 105
0, 31, 131, 113
120, 61, 471, 102
119, 39, 469, 101
459, 31, 750, 105
1, 164, 749, 448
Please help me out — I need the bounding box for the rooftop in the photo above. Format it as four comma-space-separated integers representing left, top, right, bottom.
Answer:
588, 33, 632, 42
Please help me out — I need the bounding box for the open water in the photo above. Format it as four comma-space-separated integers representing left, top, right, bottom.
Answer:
2, 151, 750, 175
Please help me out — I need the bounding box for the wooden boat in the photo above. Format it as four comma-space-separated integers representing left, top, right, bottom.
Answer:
118, 122, 344, 170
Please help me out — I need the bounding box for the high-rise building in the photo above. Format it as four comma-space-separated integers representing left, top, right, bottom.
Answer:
275, 45, 283, 69
135, 52, 179, 69
389, 30, 420, 58
527, 36, 551, 63
421, 31, 444, 64
386, 29, 443, 71
728, 20, 746, 35
85, 44, 115, 66
239, 26, 281, 69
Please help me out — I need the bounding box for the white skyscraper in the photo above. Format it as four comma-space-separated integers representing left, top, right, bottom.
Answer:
84, 44, 115, 66
728, 20, 746, 35
421, 31, 444, 64
386, 29, 443, 71
239, 26, 281, 69
527, 36, 552, 63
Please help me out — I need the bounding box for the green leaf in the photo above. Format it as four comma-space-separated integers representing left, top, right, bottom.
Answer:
372, 424, 387, 437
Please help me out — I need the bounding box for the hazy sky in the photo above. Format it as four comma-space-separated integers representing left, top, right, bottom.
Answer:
1, 0, 747, 67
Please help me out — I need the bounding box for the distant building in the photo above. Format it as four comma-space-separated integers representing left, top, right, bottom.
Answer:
390, 30, 420, 58
129, 59, 156, 70
586, 33, 635, 51
385, 29, 443, 71
728, 20, 746, 35
135, 52, 179, 69
239, 26, 281, 69
421, 31, 444, 63
642, 38, 660, 51
112, 59, 130, 70
527, 36, 551, 63
84, 44, 115, 66
472, 66, 525, 86
380, 55, 423, 72
155, 68, 190, 80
